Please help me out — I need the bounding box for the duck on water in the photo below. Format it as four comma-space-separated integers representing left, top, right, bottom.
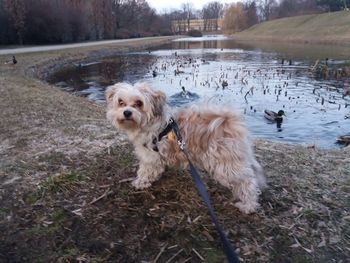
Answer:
264, 110, 286, 130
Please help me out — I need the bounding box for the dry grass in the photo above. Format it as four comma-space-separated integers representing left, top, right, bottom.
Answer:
1, 141, 349, 262
0, 37, 349, 262
233, 11, 350, 46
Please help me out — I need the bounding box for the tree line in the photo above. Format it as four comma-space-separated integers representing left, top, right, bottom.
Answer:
1, 0, 349, 45
0, 0, 173, 45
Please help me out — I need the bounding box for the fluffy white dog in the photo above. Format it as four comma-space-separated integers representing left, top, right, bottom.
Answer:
106, 82, 266, 214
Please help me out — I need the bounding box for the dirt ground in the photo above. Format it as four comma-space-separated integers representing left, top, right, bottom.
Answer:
0, 37, 349, 263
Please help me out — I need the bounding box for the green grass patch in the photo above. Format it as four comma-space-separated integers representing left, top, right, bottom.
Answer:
302, 209, 322, 222
0, 207, 11, 217
41, 171, 85, 193
56, 247, 80, 262
38, 151, 73, 167
173, 228, 225, 262
23, 191, 41, 205
110, 145, 135, 167
24, 208, 69, 239
52, 208, 68, 225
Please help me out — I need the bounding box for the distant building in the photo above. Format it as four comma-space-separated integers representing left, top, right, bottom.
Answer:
171, 19, 223, 34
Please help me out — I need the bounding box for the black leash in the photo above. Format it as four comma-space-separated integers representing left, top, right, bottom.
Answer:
165, 118, 240, 263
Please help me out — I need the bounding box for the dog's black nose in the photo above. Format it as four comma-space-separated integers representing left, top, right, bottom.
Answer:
123, 110, 132, 118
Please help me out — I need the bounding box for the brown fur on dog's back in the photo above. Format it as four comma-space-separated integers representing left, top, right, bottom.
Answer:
172, 105, 248, 164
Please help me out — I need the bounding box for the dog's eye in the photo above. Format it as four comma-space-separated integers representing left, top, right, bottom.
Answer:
118, 99, 125, 106
135, 100, 143, 108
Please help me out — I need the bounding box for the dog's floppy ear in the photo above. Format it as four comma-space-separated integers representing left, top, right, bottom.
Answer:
136, 82, 166, 117
151, 90, 166, 116
105, 83, 122, 104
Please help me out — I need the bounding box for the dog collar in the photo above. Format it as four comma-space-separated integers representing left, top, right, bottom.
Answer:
149, 117, 176, 152
157, 117, 176, 141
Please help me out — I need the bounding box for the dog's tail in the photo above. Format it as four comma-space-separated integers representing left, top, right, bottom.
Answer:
208, 117, 226, 133
207, 108, 244, 134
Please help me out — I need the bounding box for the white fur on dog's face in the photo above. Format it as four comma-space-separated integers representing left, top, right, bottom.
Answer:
106, 82, 166, 131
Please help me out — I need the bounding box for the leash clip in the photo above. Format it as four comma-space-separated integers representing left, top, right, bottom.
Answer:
177, 139, 185, 150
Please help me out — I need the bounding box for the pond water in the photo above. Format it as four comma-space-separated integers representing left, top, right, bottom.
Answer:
49, 35, 350, 148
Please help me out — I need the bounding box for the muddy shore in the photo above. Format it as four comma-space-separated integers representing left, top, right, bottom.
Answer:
0, 37, 349, 262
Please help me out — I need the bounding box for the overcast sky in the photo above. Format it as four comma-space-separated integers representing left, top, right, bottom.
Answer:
147, 0, 239, 13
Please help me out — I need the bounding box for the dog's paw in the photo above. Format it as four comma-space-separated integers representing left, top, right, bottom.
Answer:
234, 201, 258, 214
132, 177, 152, 189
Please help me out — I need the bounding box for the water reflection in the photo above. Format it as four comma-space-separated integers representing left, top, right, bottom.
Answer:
48, 35, 350, 148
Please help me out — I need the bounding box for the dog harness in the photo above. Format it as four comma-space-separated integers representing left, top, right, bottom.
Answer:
150, 117, 177, 152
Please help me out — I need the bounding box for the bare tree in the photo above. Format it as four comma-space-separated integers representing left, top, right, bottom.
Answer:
134, 0, 157, 35
257, 0, 277, 21
317, 0, 350, 12
4, 0, 25, 44
167, 9, 184, 33
64, 0, 88, 41
111, 0, 122, 35
202, 1, 223, 31
245, 0, 259, 27
89, 0, 114, 40
272, 0, 321, 18
0, 0, 16, 44
181, 2, 195, 31
223, 2, 248, 33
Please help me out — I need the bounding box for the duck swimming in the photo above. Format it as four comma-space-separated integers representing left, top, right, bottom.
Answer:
181, 86, 189, 97
221, 80, 228, 89
264, 110, 286, 122
337, 135, 350, 147
152, 70, 157, 77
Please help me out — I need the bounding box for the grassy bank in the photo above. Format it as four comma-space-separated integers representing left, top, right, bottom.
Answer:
234, 11, 350, 45
0, 37, 349, 262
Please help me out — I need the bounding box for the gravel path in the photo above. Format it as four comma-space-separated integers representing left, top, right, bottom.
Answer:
0, 36, 168, 55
